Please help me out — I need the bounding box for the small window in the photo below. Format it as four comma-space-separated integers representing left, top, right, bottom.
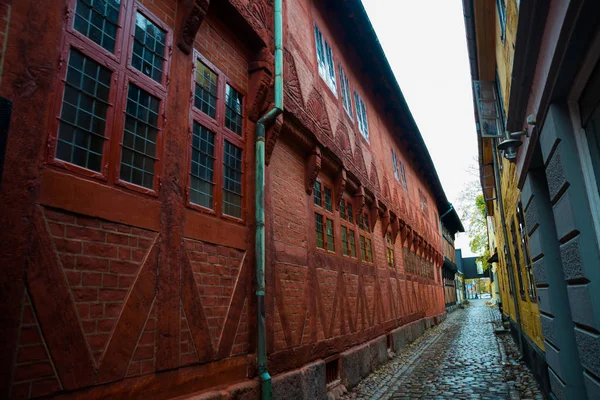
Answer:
338, 65, 353, 119
342, 226, 349, 255
347, 203, 354, 224
56, 49, 111, 172
324, 187, 332, 212
386, 232, 395, 269
399, 160, 408, 190
190, 122, 215, 209
339, 199, 346, 219
225, 84, 243, 135
360, 235, 372, 263
120, 84, 159, 189
194, 61, 218, 118
325, 358, 340, 385
315, 213, 325, 249
348, 229, 356, 258
326, 218, 335, 252
314, 181, 322, 206
314, 24, 337, 95
223, 141, 243, 218
392, 149, 400, 182
354, 91, 369, 141
132, 12, 166, 83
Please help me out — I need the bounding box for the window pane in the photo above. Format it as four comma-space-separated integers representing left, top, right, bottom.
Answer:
194, 61, 217, 118
326, 218, 334, 252
354, 92, 369, 141
339, 199, 346, 219
366, 238, 372, 262
349, 230, 356, 258
132, 12, 166, 83
400, 161, 408, 190
313, 181, 322, 206
339, 65, 352, 118
120, 84, 159, 188
341, 226, 348, 256
190, 122, 215, 209
223, 140, 243, 218
74, 0, 120, 52
225, 84, 244, 135
315, 213, 324, 249
57, 49, 111, 172
324, 187, 332, 212
347, 203, 353, 224
360, 236, 366, 261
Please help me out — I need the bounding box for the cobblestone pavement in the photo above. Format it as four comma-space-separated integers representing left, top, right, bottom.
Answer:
341, 300, 545, 400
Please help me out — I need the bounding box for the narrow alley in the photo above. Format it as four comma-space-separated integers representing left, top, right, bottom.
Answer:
343, 300, 544, 400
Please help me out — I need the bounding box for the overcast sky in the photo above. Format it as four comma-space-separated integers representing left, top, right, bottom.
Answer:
361, 0, 478, 256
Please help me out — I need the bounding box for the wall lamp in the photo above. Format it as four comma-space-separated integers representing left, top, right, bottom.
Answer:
498, 114, 536, 161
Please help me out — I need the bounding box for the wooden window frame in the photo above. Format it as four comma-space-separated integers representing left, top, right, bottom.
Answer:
399, 160, 408, 191
354, 90, 369, 142
48, 0, 171, 197
313, 23, 337, 96
517, 199, 536, 301
186, 50, 247, 223
510, 218, 527, 300
357, 207, 373, 263
338, 64, 353, 120
339, 198, 357, 259
386, 230, 395, 269
313, 179, 335, 252
392, 149, 400, 182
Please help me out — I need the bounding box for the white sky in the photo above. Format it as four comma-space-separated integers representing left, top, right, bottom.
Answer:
361, 0, 478, 256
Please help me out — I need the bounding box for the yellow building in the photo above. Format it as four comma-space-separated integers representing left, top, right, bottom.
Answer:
465, 0, 600, 398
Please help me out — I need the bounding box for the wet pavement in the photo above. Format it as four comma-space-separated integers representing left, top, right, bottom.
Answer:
341, 299, 545, 400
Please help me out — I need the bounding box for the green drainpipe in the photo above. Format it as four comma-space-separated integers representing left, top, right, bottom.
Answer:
256, 0, 283, 399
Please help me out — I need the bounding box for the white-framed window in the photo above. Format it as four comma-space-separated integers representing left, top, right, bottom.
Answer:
392, 149, 400, 182
338, 64, 353, 119
354, 91, 369, 141
399, 160, 408, 190
314, 24, 337, 95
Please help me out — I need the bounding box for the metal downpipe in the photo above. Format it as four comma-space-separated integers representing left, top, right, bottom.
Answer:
255, 0, 283, 399
491, 139, 523, 355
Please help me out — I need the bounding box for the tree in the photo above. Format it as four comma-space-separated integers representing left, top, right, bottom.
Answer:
455, 162, 490, 271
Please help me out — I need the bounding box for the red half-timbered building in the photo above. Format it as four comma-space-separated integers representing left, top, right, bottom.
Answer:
0, 0, 461, 398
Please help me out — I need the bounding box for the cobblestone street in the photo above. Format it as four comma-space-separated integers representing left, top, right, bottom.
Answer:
341, 300, 544, 400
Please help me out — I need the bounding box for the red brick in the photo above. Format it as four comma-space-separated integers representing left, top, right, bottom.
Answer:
84, 242, 118, 258
44, 209, 76, 224
133, 345, 154, 361
140, 360, 155, 374
87, 333, 109, 350
139, 331, 154, 345
118, 275, 135, 288
104, 303, 123, 317
131, 227, 156, 238
30, 378, 61, 398
102, 273, 118, 288
76, 256, 110, 272
76, 215, 102, 228
145, 318, 156, 330
66, 225, 105, 242
117, 246, 131, 260
202, 275, 219, 285
20, 325, 43, 344
81, 319, 96, 334
99, 288, 127, 301
131, 249, 147, 262
90, 303, 103, 318
97, 318, 116, 332
17, 345, 47, 364
107, 232, 130, 245
137, 237, 153, 249
65, 270, 81, 286
10, 382, 31, 399
180, 353, 196, 366
54, 238, 83, 254
59, 253, 76, 269
48, 222, 65, 237
76, 303, 90, 319
14, 362, 54, 382
110, 260, 138, 275
82, 272, 102, 286
127, 362, 141, 377
72, 287, 98, 302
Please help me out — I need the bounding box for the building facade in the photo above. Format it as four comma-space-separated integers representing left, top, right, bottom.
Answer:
465, 0, 600, 398
441, 218, 464, 310
0, 0, 460, 399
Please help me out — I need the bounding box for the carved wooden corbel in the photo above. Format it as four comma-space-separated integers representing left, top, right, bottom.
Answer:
177, 0, 210, 54
399, 219, 407, 245
369, 196, 379, 232
305, 146, 321, 195
390, 214, 399, 244
381, 209, 391, 237
265, 114, 282, 166
353, 185, 365, 211
406, 227, 414, 250
334, 168, 347, 211
248, 47, 274, 122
